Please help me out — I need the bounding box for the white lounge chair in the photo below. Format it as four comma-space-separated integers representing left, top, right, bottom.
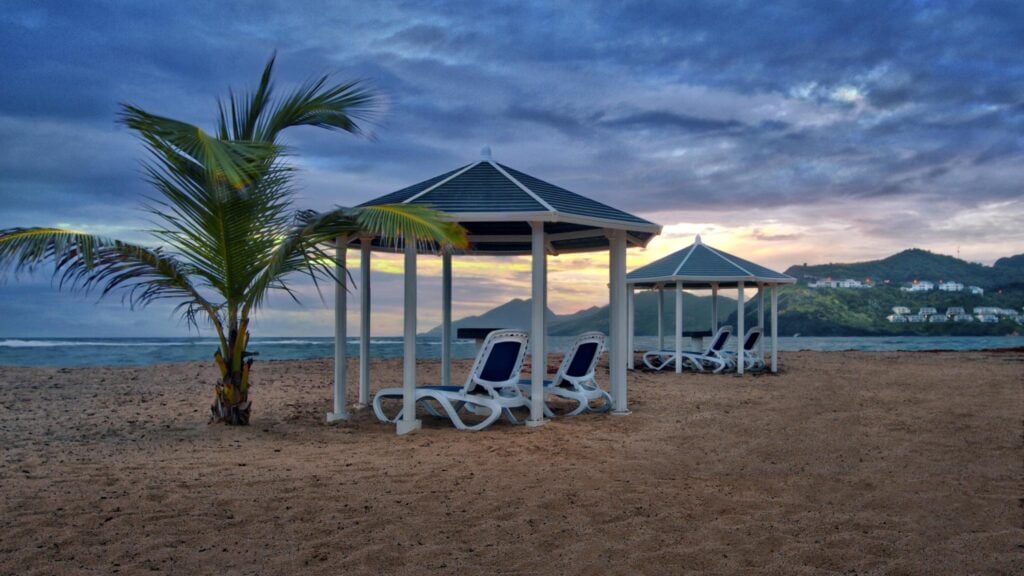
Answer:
517, 331, 610, 416
372, 329, 530, 431
643, 325, 732, 373
721, 327, 765, 372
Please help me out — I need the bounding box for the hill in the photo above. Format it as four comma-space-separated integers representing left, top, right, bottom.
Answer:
994, 253, 1024, 270
432, 249, 1024, 338
785, 248, 1024, 290
731, 284, 1022, 336
423, 298, 558, 336
549, 291, 734, 336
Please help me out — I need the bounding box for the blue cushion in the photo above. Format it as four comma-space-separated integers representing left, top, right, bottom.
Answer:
479, 341, 523, 382
566, 342, 599, 377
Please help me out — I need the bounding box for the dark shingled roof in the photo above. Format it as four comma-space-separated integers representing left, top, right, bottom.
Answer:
357, 158, 661, 255
627, 236, 796, 288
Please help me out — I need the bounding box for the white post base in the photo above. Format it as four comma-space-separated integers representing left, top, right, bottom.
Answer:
325, 411, 349, 423
396, 418, 422, 435
610, 409, 632, 416
525, 418, 547, 428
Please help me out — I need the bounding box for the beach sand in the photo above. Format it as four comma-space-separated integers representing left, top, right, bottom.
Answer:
1, 350, 1021, 575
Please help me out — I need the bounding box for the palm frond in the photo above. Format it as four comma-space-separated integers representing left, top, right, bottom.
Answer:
0, 228, 221, 335
241, 204, 466, 314
119, 104, 279, 191
351, 204, 468, 251
257, 74, 381, 142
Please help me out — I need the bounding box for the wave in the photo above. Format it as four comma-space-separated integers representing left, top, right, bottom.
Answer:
0, 339, 222, 348
0, 337, 427, 348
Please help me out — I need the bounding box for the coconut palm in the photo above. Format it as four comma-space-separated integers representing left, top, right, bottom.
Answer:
0, 56, 466, 425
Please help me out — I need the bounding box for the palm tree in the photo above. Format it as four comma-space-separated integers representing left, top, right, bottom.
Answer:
0, 56, 466, 425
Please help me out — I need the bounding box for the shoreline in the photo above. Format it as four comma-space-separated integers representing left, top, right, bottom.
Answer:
2, 350, 1022, 574
1, 344, 1023, 370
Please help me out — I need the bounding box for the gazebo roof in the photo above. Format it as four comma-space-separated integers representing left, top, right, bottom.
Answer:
356, 151, 661, 255
627, 235, 796, 289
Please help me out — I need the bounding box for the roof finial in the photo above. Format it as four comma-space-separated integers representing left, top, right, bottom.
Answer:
695, 234, 702, 245
480, 145, 492, 160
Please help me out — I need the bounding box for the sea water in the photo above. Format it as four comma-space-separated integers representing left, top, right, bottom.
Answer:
0, 335, 1020, 367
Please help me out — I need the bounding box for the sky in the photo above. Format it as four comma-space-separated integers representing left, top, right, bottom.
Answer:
1, 0, 1022, 337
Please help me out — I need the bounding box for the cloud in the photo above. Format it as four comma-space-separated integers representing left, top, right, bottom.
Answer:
1, 0, 1022, 336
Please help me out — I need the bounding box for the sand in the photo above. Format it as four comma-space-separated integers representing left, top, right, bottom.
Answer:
0, 350, 1021, 575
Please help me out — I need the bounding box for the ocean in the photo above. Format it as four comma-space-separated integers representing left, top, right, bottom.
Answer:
0, 335, 1020, 367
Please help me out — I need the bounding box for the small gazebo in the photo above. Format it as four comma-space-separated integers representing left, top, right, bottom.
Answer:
625, 235, 795, 374
329, 149, 661, 434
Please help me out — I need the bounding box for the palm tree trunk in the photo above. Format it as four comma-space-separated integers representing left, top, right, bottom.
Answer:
211, 322, 253, 425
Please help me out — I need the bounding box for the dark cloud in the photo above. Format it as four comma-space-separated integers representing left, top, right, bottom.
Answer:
602, 111, 745, 134
1, 0, 1022, 335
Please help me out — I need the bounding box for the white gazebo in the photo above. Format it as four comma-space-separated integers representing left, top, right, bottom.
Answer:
625, 235, 795, 374
328, 149, 662, 434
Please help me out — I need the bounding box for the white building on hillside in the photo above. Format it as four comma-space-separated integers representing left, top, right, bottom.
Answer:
809, 278, 871, 289
938, 281, 964, 292
967, 286, 984, 295
892, 306, 911, 315
901, 280, 934, 292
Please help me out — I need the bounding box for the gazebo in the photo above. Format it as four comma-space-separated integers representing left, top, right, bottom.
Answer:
329, 149, 662, 434
625, 235, 795, 374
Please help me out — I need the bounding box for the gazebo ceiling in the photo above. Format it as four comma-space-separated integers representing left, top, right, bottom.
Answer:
627, 235, 796, 289
355, 155, 662, 255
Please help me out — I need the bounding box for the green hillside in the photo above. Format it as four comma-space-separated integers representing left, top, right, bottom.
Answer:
995, 253, 1024, 270
435, 249, 1024, 338
785, 248, 1024, 290
741, 285, 1023, 336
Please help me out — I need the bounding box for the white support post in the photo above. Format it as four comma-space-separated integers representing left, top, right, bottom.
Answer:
675, 281, 683, 374
627, 286, 635, 370
397, 240, 421, 435
528, 222, 547, 426
657, 285, 665, 351
757, 285, 765, 361
357, 237, 372, 407
771, 285, 779, 373
543, 246, 548, 375
608, 230, 629, 414
327, 237, 349, 422
737, 282, 745, 375
711, 284, 719, 331
441, 251, 452, 387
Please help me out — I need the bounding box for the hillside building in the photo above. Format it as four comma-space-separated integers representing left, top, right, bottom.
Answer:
938, 281, 964, 292
901, 280, 934, 292
809, 278, 870, 289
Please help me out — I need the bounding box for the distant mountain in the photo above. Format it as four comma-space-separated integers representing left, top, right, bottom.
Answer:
427, 292, 736, 337
549, 290, 734, 336
994, 254, 1024, 270
785, 248, 1024, 290
430, 249, 1024, 339
423, 298, 558, 336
